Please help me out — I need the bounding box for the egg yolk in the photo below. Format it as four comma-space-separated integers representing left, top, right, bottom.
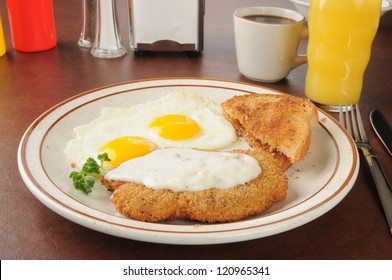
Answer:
99, 136, 158, 167
149, 114, 200, 140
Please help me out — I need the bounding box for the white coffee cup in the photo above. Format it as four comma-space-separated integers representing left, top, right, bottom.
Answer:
233, 7, 308, 82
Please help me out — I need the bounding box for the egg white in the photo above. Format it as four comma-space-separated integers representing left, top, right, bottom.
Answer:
65, 89, 238, 168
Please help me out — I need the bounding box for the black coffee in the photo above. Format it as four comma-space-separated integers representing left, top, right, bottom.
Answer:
244, 14, 295, 24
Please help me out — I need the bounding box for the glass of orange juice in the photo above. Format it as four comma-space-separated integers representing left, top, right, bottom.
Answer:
305, 0, 382, 111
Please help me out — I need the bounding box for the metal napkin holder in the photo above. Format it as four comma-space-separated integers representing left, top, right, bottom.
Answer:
128, 0, 205, 56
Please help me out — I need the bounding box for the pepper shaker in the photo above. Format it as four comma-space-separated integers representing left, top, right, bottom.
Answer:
78, 0, 96, 48
90, 0, 127, 58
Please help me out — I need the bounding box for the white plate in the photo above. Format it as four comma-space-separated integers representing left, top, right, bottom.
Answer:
17, 78, 359, 245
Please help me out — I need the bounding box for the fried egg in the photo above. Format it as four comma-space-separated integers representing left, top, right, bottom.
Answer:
99, 136, 158, 168
65, 89, 238, 168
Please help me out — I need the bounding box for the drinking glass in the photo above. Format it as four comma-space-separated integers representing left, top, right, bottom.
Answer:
305, 0, 382, 111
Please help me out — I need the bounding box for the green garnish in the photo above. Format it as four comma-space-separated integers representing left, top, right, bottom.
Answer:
69, 153, 111, 194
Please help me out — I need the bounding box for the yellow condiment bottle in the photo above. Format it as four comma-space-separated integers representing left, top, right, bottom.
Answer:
305, 0, 381, 111
0, 14, 6, 56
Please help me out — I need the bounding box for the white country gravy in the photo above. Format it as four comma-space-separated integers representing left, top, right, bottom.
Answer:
104, 148, 261, 192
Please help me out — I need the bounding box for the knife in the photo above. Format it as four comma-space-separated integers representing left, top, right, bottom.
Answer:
370, 109, 392, 157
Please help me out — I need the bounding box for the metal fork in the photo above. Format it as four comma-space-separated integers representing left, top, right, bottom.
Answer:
340, 104, 392, 234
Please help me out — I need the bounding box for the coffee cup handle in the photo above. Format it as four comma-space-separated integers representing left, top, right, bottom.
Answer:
292, 27, 308, 68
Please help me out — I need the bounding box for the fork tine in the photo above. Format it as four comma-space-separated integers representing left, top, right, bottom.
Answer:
339, 104, 353, 138
339, 104, 344, 126
345, 105, 353, 137
351, 105, 360, 142
355, 105, 368, 143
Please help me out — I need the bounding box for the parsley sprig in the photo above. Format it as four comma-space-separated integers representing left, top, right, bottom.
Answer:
69, 153, 111, 194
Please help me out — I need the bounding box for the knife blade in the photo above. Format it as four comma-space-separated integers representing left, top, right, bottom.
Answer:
370, 109, 392, 157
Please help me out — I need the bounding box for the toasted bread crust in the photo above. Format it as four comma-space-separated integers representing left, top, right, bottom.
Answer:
221, 93, 318, 170
102, 149, 288, 223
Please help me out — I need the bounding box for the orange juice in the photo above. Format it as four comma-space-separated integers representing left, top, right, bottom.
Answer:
0, 15, 6, 56
305, 0, 381, 110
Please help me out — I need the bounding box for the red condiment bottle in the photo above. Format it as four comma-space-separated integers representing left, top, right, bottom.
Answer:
6, 0, 57, 52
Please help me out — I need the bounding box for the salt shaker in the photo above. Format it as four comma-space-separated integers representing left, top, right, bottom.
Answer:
90, 0, 127, 58
6, 0, 57, 52
78, 0, 96, 48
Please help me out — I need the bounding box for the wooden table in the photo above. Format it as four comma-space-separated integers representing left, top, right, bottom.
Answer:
1, 0, 391, 260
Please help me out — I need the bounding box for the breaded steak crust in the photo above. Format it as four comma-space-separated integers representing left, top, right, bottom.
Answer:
102, 150, 288, 223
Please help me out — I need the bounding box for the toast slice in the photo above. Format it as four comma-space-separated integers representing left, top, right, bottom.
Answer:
221, 93, 318, 170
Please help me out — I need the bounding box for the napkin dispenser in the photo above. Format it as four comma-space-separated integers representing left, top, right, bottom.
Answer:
128, 0, 205, 55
